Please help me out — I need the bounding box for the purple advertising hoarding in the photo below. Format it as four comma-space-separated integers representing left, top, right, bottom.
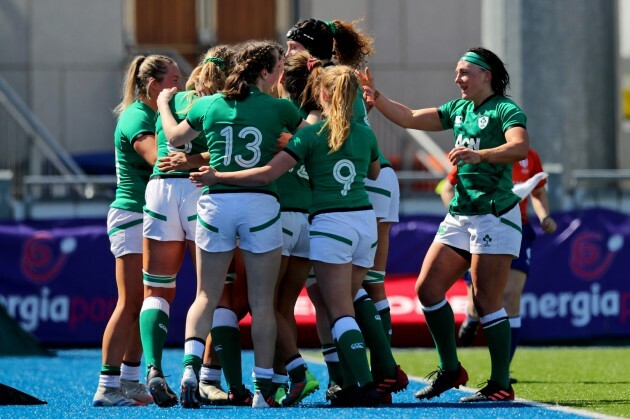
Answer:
387, 208, 630, 342
0, 208, 628, 345
0, 220, 197, 345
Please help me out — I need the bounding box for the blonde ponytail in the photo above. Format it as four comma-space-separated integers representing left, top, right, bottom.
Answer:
317, 66, 358, 153
113, 56, 145, 117
113, 54, 175, 118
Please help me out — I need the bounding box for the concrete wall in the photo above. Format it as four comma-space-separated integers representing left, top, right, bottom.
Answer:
0, 0, 622, 211
482, 0, 619, 209
0, 0, 484, 157
296, 0, 482, 149
0, 0, 125, 156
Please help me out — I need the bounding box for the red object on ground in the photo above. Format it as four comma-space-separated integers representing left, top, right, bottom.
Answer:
238, 275, 473, 348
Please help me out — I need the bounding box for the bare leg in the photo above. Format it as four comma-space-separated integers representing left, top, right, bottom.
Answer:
415, 243, 469, 306
363, 221, 392, 302
504, 268, 527, 363
307, 283, 333, 345
313, 261, 354, 321
142, 238, 185, 303
275, 256, 311, 361
186, 247, 234, 339
242, 247, 282, 369
503, 269, 526, 317
470, 254, 512, 316
102, 253, 144, 366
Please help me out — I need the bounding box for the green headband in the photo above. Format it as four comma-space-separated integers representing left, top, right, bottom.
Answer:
460, 51, 492, 72
325, 21, 337, 35
204, 57, 226, 70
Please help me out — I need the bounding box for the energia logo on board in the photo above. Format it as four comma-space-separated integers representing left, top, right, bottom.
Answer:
0, 287, 116, 332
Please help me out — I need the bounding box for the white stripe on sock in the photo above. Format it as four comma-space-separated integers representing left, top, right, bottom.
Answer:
374, 299, 390, 312
353, 288, 368, 302
141, 296, 170, 316
285, 356, 306, 372
200, 366, 221, 382
252, 367, 273, 379
212, 307, 239, 328
184, 339, 205, 358
480, 308, 508, 325
422, 298, 448, 312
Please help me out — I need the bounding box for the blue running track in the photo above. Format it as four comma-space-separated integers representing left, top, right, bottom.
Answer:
0, 349, 603, 418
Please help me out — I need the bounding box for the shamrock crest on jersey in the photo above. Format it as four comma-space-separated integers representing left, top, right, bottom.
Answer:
478, 115, 489, 129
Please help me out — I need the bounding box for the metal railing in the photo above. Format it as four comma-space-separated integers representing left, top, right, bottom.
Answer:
0, 62, 458, 219
570, 169, 630, 209
0, 73, 92, 217
0, 47, 194, 220
23, 175, 117, 200
0, 75, 86, 194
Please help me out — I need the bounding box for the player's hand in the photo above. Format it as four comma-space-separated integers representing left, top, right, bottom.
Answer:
356, 67, 375, 91
276, 132, 292, 153
157, 87, 178, 107
189, 166, 218, 187
540, 216, 557, 234
158, 152, 189, 172
363, 86, 376, 107
448, 147, 482, 165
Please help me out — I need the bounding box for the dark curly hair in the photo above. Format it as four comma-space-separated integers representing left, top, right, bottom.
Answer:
287, 18, 374, 68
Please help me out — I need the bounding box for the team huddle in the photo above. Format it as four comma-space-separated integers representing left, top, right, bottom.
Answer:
93, 16, 537, 410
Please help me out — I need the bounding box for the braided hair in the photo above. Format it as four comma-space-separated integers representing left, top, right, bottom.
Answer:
222, 41, 283, 101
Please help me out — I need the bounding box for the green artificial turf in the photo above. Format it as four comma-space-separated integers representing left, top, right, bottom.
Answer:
392, 347, 630, 418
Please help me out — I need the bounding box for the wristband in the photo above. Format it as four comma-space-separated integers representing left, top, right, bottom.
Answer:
374, 89, 381, 101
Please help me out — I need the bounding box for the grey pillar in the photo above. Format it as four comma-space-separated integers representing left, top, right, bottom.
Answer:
482, 0, 618, 210
0, 170, 13, 220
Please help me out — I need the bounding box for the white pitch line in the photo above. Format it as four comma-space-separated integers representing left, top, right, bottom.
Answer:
302, 354, 621, 419
406, 372, 622, 419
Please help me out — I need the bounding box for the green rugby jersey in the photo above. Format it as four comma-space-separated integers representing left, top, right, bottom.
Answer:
187, 86, 302, 198
111, 100, 155, 213
353, 87, 370, 127
438, 94, 526, 216
277, 98, 312, 212
153, 91, 208, 178
276, 161, 312, 212
284, 120, 379, 218
353, 87, 391, 168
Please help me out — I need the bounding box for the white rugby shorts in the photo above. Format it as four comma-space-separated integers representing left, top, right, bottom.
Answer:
107, 208, 143, 257
434, 205, 522, 257
143, 177, 201, 241
309, 210, 378, 267
196, 192, 282, 253
281, 211, 310, 258
365, 167, 400, 223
